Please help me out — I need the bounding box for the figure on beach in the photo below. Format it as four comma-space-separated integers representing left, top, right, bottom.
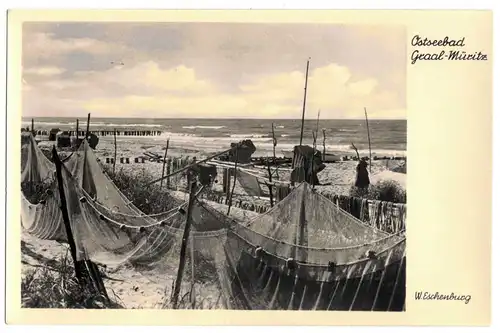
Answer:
290, 145, 325, 186
354, 159, 370, 189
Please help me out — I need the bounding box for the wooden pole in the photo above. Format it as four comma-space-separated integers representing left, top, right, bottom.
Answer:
160, 139, 170, 189
364, 107, 372, 173
226, 151, 239, 215
31, 119, 34, 135
322, 129, 326, 159
171, 176, 197, 309
224, 168, 231, 205
113, 128, 117, 175
85, 113, 91, 140
315, 109, 321, 144
52, 146, 81, 279
294, 184, 308, 263
271, 123, 279, 180
266, 161, 274, 207
190, 232, 196, 309
311, 131, 317, 188
189, 172, 196, 309
351, 142, 360, 161
76, 119, 79, 141
222, 168, 228, 198
299, 58, 310, 147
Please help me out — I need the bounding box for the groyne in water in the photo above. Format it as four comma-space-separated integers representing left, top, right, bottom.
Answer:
25, 129, 163, 137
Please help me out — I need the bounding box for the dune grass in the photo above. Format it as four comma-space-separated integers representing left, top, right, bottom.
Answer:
102, 165, 182, 215
21, 249, 124, 309
350, 179, 407, 204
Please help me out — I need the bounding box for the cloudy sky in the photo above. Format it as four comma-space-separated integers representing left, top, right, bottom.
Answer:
22, 22, 406, 119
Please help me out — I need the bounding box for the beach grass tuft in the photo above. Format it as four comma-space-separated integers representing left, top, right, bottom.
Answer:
21, 249, 124, 309
350, 179, 406, 204
103, 165, 181, 215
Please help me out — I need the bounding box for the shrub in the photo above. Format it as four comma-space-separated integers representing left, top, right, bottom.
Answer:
103, 165, 182, 215
21, 250, 123, 309
370, 179, 406, 203
349, 179, 406, 204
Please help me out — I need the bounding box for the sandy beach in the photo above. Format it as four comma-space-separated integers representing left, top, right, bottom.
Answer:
39, 135, 406, 196
21, 188, 262, 309
25, 135, 406, 309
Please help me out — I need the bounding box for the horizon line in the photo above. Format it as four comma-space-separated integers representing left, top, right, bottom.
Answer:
23, 116, 407, 121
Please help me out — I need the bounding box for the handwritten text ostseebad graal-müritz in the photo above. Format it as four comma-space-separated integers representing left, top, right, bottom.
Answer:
410, 35, 488, 65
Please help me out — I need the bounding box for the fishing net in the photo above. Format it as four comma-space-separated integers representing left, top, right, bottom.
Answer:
20, 133, 406, 311
235, 168, 293, 202
21, 133, 66, 241
235, 169, 270, 197
226, 182, 406, 310
21, 133, 55, 185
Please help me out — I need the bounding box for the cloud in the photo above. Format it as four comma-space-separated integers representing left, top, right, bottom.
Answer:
23, 66, 66, 76
23, 60, 405, 119
21, 23, 406, 119
22, 32, 130, 66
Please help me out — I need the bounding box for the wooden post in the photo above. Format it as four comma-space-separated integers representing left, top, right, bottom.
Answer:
226, 151, 239, 215
31, 119, 34, 136
113, 128, 117, 175
315, 109, 321, 145
271, 123, 279, 180
190, 234, 196, 308
76, 119, 79, 141
295, 183, 308, 263
299, 58, 310, 147
85, 113, 91, 140
84, 260, 109, 300
52, 146, 81, 279
364, 107, 372, 173
311, 131, 317, 187
266, 161, 274, 207
322, 129, 326, 159
189, 171, 196, 309
222, 168, 228, 197
166, 160, 171, 189
224, 168, 231, 205
160, 139, 170, 190
171, 175, 197, 309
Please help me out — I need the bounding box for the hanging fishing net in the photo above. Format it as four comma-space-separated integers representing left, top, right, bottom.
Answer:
235, 169, 270, 197
20, 133, 406, 311
21, 133, 66, 241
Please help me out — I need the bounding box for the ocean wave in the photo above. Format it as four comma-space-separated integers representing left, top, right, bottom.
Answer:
22, 121, 76, 127
157, 131, 199, 138
338, 129, 357, 132
229, 133, 270, 139
90, 122, 162, 128
182, 125, 226, 129
101, 134, 406, 157
276, 125, 285, 129
151, 133, 273, 143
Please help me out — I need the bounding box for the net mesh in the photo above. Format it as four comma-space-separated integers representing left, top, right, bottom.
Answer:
20, 133, 406, 311
235, 169, 270, 197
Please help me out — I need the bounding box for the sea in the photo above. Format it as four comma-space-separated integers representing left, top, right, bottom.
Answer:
23, 117, 407, 157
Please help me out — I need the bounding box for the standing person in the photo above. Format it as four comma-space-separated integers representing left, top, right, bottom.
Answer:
355, 159, 370, 189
